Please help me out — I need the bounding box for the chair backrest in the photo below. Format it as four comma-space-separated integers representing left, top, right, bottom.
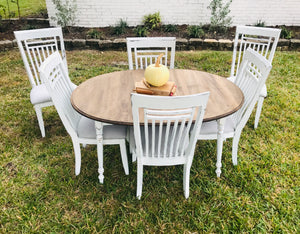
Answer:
126, 37, 176, 70
14, 27, 67, 88
230, 26, 280, 77
232, 48, 272, 130
131, 92, 209, 166
39, 52, 80, 137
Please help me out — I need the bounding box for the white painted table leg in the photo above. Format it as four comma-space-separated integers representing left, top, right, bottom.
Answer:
216, 118, 225, 177
95, 121, 104, 183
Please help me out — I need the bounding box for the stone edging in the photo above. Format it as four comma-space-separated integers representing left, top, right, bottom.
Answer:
1, 38, 300, 52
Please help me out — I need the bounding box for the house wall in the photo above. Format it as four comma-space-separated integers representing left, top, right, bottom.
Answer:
45, 0, 300, 27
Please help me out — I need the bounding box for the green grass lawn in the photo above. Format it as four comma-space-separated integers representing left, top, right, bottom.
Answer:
0, 49, 299, 232
0, 0, 46, 18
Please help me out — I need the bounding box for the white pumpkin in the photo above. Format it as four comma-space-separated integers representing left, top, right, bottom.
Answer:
144, 54, 169, 87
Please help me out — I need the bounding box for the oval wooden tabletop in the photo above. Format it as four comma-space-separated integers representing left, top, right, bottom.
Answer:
71, 69, 244, 125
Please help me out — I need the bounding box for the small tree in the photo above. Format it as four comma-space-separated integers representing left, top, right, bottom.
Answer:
51, 0, 77, 31
208, 0, 232, 32
10, 0, 20, 18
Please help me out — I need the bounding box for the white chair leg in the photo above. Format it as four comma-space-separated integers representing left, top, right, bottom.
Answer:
254, 96, 264, 129
34, 105, 45, 137
232, 131, 242, 166
183, 164, 191, 199
129, 127, 137, 162
132, 152, 137, 163
216, 118, 225, 177
136, 161, 143, 200
119, 140, 129, 175
72, 139, 81, 176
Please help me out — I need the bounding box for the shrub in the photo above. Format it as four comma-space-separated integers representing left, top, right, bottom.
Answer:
208, 0, 232, 33
36, 7, 48, 18
187, 25, 205, 38
21, 24, 37, 30
163, 24, 178, 33
86, 29, 103, 39
143, 12, 161, 30
112, 19, 128, 35
8, 11, 16, 18
255, 20, 265, 27
134, 26, 149, 37
280, 26, 293, 39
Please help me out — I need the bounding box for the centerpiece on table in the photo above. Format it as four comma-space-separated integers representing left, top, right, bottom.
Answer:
134, 54, 176, 96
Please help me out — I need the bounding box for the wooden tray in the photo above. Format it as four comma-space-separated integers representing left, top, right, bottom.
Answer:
135, 79, 176, 96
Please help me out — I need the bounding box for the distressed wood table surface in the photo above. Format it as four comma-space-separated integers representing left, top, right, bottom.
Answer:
71, 69, 244, 125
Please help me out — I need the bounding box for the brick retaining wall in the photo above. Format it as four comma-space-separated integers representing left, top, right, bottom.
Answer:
2, 38, 299, 52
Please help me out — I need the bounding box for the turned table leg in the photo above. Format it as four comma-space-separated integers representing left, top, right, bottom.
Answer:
216, 118, 225, 177
95, 121, 104, 183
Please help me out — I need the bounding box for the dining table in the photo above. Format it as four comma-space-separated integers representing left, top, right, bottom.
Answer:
71, 69, 244, 179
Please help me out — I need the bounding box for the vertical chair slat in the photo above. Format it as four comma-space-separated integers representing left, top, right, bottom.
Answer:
163, 120, 171, 157
144, 111, 149, 158
169, 119, 179, 157
174, 118, 187, 157
157, 120, 163, 157
151, 119, 155, 157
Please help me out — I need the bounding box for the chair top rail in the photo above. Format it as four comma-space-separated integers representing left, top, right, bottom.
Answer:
236, 25, 281, 38
127, 37, 176, 41
14, 27, 63, 41
127, 38, 176, 48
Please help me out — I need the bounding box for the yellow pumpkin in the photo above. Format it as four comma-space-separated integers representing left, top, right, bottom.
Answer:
144, 54, 169, 87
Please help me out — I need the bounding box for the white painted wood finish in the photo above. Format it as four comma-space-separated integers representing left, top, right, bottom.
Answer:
126, 37, 176, 70
39, 52, 129, 181
198, 48, 272, 177
131, 92, 210, 199
14, 27, 70, 137
230, 26, 281, 128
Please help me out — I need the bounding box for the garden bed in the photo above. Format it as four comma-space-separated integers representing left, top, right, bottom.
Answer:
1, 18, 300, 52
1, 18, 300, 41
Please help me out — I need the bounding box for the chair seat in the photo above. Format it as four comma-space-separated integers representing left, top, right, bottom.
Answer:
227, 76, 267, 97
30, 82, 77, 105
77, 116, 127, 139
199, 116, 236, 137
30, 84, 51, 105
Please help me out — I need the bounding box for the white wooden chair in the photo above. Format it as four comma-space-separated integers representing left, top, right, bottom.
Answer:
229, 26, 281, 128
126, 37, 176, 70
14, 27, 75, 137
131, 92, 210, 199
39, 52, 129, 181
198, 48, 272, 176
